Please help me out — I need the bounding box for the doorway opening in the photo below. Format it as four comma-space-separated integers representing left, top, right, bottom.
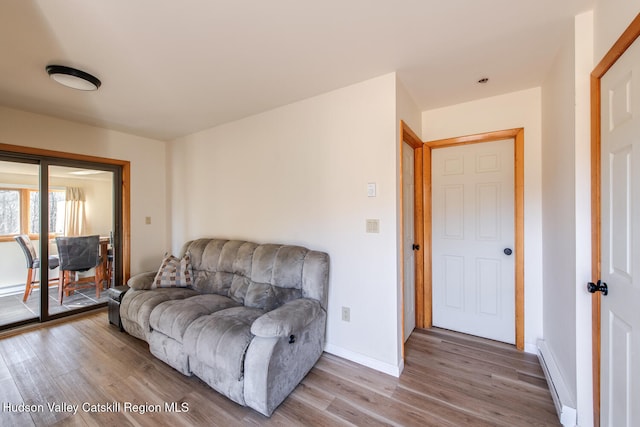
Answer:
400, 125, 525, 351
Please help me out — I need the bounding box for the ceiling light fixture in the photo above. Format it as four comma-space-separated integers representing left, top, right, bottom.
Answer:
69, 170, 104, 176
46, 65, 101, 91
477, 77, 489, 84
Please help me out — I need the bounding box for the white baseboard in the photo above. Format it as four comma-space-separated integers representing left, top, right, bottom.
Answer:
537, 339, 577, 427
324, 343, 402, 377
525, 342, 538, 354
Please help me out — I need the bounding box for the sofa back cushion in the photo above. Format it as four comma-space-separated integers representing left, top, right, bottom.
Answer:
182, 239, 329, 311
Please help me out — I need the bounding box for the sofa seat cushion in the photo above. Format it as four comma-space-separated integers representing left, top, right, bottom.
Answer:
120, 288, 199, 340
149, 294, 240, 343
183, 306, 264, 381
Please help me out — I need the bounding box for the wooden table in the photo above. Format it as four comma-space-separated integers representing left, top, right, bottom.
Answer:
58, 236, 111, 300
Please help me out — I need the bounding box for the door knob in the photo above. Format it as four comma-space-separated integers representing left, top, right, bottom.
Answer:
412, 244, 420, 251
587, 280, 608, 296
503, 248, 513, 256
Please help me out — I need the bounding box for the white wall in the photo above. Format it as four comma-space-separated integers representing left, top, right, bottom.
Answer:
594, 0, 640, 61
396, 78, 422, 135
541, 16, 580, 417
170, 73, 404, 375
0, 106, 169, 275
574, 12, 595, 427
422, 88, 544, 353
395, 77, 422, 367
542, 17, 578, 406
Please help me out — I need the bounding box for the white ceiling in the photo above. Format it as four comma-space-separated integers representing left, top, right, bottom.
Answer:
0, 0, 594, 141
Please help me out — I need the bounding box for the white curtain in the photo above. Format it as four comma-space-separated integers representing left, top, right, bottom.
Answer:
64, 187, 86, 236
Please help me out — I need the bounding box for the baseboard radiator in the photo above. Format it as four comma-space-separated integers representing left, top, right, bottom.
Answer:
537, 339, 577, 427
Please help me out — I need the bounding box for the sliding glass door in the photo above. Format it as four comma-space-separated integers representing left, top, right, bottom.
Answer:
47, 164, 117, 317
0, 159, 41, 326
0, 154, 124, 329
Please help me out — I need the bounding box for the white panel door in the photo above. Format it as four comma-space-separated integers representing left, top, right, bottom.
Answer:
599, 35, 640, 427
432, 139, 515, 343
403, 142, 416, 341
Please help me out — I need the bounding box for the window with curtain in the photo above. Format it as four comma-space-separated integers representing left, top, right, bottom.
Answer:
64, 187, 86, 236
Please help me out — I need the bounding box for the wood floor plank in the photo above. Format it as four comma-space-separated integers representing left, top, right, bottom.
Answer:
273, 394, 353, 427
49, 415, 90, 427
286, 380, 335, 411
491, 372, 559, 403
313, 353, 398, 397
0, 377, 36, 427
53, 367, 135, 427
0, 334, 39, 367
390, 386, 498, 427
304, 369, 455, 427
21, 328, 78, 378
409, 331, 545, 377
0, 312, 561, 426
403, 350, 554, 409
173, 390, 248, 427
0, 345, 13, 382
325, 397, 392, 427
415, 327, 537, 360
9, 359, 71, 425
405, 340, 522, 382
400, 364, 559, 426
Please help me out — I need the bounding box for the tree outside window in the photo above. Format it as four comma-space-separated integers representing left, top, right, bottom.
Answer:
29, 191, 66, 235
0, 190, 20, 235
0, 188, 65, 238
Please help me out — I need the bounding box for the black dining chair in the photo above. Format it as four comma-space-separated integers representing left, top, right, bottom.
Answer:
56, 235, 104, 304
14, 234, 60, 302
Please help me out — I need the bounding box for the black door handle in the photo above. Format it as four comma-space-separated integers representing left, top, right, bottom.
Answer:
412, 244, 420, 251
504, 248, 513, 256
587, 280, 608, 296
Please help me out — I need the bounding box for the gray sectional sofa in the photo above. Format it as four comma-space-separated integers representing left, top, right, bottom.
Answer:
120, 238, 330, 416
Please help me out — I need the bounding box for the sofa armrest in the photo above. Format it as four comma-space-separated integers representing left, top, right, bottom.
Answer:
251, 298, 323, 338
244, 308, 326, 416
127, 271, 156, 290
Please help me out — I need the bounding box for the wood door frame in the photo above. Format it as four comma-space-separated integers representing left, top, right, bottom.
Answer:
399, 121, 425, 352
0, 143, 131, 284
590, 13, 640, 426
420, 128, 525, 350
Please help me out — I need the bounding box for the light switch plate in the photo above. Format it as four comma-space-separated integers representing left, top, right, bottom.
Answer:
367, 182, 377, 197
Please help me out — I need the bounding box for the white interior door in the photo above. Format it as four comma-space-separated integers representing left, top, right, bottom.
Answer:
432, 139, 515, 344
403, 142, 416, 341
599, 35, 640, 427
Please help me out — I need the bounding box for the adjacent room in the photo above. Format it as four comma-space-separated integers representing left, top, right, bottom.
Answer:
0, 1, 637, 426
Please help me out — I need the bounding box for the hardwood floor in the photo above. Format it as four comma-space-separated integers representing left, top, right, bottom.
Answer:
0, 311, 560, 426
